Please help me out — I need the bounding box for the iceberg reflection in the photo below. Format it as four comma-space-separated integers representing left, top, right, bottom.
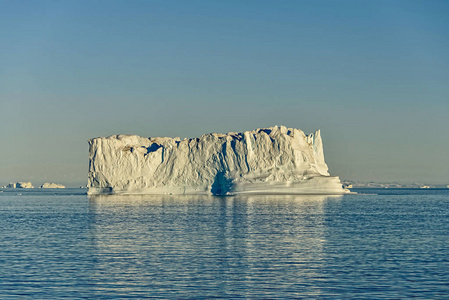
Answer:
86, 194, 341, 298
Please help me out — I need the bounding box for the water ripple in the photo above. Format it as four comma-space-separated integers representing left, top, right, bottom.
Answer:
0, 190, 448, 298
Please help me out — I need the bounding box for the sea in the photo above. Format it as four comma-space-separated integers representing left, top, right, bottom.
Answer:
0, 188, 448, 299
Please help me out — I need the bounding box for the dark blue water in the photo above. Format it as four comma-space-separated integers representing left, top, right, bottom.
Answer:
1, 188, 448, 299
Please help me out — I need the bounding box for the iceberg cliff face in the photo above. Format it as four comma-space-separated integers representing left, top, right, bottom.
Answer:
88, 126, 348, 195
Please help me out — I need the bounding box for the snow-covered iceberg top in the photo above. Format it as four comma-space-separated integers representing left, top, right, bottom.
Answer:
88, 126, 349, 195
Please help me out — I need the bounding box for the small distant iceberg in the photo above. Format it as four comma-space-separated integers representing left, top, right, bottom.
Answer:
40, 183, 66, 189
2, 182, 34, 188
88, 126, 349, 196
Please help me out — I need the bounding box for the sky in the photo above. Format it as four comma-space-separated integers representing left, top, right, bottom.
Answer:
1, 0, 448, 186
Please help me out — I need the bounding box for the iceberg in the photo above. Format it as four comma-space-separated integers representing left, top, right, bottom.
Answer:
3, 182, 34, 188
40, 183, 66, 188
88, 126, 348, 195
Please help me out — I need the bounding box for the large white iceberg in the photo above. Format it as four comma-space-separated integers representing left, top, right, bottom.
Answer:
88, 126, 348, 195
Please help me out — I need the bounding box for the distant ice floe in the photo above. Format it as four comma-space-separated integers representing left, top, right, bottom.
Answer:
40, 183, 66, 189
2, 182, 34, 189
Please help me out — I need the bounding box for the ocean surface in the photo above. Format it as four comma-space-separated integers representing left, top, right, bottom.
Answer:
1, 188, 448, 299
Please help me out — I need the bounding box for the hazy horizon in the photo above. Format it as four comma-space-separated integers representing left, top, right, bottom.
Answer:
1, 1, 448, 186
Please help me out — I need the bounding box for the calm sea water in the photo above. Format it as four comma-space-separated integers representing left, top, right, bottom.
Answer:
1, 188, 448, 299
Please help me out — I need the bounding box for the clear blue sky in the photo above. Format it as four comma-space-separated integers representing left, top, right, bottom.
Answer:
1, 0, 448, 186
